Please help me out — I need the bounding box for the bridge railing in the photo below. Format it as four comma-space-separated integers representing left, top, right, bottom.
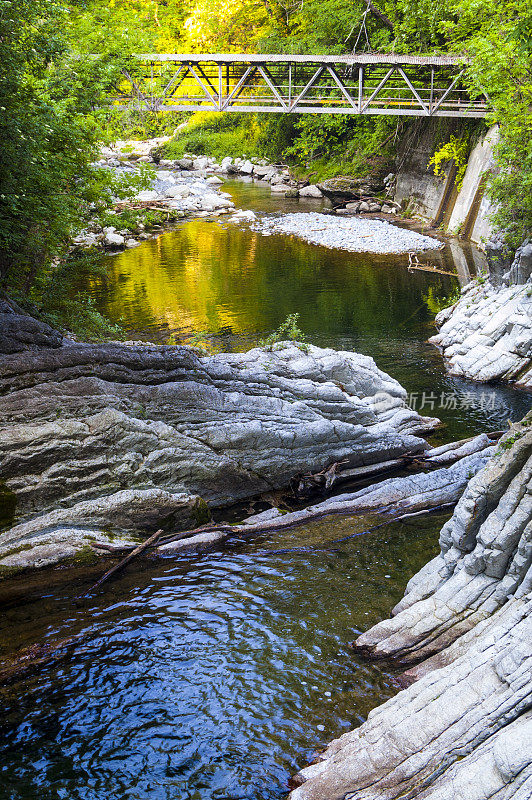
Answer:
110, 54, 488, 118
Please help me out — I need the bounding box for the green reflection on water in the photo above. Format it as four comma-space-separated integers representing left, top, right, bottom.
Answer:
83, 186, 531, 439
90, 217, 454, 347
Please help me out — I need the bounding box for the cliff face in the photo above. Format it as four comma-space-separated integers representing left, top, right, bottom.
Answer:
289, 415, 532, 800
393, 120, 495, 245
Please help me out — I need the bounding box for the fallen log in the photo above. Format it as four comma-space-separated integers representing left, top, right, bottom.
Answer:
297, 432, 502, 494
156, 445, 495, 552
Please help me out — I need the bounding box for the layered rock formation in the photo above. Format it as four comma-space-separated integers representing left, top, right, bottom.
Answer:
430, 241, 532, 388
0, 316, 438, 571
289, 414, 532, 800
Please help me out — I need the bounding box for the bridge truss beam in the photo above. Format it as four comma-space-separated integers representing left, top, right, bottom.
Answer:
113, 54, 488, 118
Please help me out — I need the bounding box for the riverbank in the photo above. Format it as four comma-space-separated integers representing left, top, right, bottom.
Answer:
76, 139, 439, 258
430, 243, 532, 389
289, 413, 532, 800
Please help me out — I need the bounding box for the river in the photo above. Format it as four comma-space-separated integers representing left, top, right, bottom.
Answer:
0, 181, 530, 800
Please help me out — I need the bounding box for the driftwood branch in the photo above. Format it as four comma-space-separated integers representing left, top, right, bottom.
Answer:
78, 528, 165, 599
76, 433, 503, 571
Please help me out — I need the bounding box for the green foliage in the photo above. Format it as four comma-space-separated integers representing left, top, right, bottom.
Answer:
444, 0, 532, 247
429, 136, 470, 192
25, 251, 125, 340
285, 115, 397, 180
496, 430, 524, 455
0, 0, 151, 296
259, 313, 309, 351
163, 112, 267, 161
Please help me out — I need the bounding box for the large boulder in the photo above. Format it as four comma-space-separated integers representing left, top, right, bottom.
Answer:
318, 176, 385, 205
430, 281, 532, 388
289, 415, 532, 800
0, 332, 437, 570
299, 184, 323, 198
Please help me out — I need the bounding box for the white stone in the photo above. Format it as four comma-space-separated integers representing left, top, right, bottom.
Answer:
240, 160, 254, 174
104, 232, 125, 247
229, 210, 256, 223
135, 190, 159, 202
193, 157, 209, 170
299, 185, 323, 198
165, 185, 191, 199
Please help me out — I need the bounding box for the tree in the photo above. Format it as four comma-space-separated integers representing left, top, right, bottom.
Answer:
0, 0, 101, 291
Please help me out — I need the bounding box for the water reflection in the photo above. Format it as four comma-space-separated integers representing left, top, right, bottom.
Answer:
86, 181, 530, 440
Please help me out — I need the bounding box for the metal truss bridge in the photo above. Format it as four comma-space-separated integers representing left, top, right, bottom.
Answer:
114, 53, 488, 118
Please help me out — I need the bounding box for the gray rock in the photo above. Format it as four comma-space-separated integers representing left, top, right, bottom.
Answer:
358, 201, 370, 213
240, 159, 254, 174
430, 281, 532, 388
505, 242, 532, 286
299, 184, 323, 198
104, 231, 125, 247
252, 164, 272, 178
289, 415, 532, 800
0, 337, 437, 570
318, 176, 385, 204
0, 300, 63, 354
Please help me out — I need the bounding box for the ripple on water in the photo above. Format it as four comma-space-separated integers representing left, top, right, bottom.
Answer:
0, 515, 443, 800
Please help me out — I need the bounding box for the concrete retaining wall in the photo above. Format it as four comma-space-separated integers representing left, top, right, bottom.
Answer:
394, 122, 499, 248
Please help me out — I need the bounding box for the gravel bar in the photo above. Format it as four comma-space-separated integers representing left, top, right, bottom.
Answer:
251, 212, 442, 254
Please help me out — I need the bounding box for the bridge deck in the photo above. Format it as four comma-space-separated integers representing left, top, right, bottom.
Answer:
114, 53, 488, 118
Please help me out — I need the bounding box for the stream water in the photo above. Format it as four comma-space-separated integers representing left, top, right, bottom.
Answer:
1, 181, 531, 800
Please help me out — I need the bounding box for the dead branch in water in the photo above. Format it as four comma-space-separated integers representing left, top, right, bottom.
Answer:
407, 251, 456, 277
77, 527, 165, 600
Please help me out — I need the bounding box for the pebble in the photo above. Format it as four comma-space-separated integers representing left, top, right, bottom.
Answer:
251, 212, 441, 254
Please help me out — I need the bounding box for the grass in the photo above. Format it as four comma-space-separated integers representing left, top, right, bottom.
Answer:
162, 112, 265, 162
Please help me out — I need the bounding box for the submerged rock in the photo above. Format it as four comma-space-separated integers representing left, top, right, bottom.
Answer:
289, 414, 532, 800
0, 328, 437, 571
